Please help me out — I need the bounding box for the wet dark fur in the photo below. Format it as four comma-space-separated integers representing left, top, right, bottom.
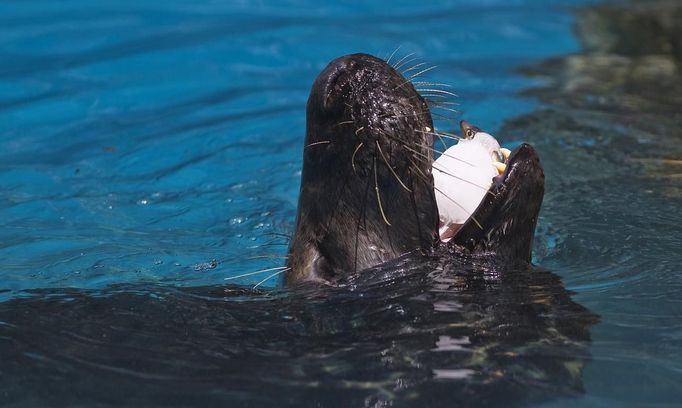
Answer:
287, 53, 544, 284
286, 54, 439, 283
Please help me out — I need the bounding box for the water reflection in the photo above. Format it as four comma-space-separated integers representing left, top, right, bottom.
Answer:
0, 255, 597, 406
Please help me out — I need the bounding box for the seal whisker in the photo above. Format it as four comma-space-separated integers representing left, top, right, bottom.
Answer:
378, 111, 432, 121
402, 142, 472, 169
411, 81, 453, 88
404, 154, 485, 230
420, 93, 450, 100
408, 93, 455, 104
416, 88, 459, 97
376, 140, 412, 192
252, 267, 290, 289
375, 128, 430, 156
430, 105, 460, 114
404, 152, 487, 222
334, 120, 355, 127
406, 126, 447, 151
352, 142, 364, 174
401, 144, 498, 197
427, 100, 459, 106
433, 184, 483, 230
431, 147, 476, 166
393, 64, 437, 91
379, 107, 454, 129
430, 111, 459, 124
246, 255, 289, 260
414, 128, 461, 142
405, 155, 427, 178
401, 62, 427, 75
373, 156, 392, 226
397, 59, 422, 75
436, 130, 463, 141
407, 65, 438, 79
426, 101, 461, 114
354, 166, 373, 274
436, 133, 449, 151
422, 106, 459, 119
432, 164, 498, 196
385, 45, 402, 65
426, 128, 448, 151
403, 142, 492, 191
224, 266, 290, 281
305, 140, 331, 148
393, 53, 417, 70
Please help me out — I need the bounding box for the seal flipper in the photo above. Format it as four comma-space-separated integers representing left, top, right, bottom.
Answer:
448, 143, 545, 263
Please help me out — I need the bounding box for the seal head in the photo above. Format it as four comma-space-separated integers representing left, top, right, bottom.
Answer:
286, 53, 439, 284
287, 53, 545, 284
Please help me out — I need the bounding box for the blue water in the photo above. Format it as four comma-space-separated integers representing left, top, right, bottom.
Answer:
2, 0, 681, 406
0, 0, 586, 292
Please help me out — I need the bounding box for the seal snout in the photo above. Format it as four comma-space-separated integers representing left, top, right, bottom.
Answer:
497, 143, 544, 186
317, 54, 375, 110
289, 53, 439, 284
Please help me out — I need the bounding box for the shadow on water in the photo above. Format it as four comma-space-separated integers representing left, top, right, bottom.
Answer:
0, 254, 596, 407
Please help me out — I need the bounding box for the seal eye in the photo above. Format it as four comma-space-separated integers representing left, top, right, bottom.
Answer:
465, 129, 475, 139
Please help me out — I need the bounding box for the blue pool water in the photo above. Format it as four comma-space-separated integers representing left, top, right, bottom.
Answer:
0, 0, 585, 293
1, 0, 681, 406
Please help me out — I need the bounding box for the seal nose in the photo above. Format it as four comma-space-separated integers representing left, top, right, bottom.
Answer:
318, 55, 360, 110
317, 53, 383, 110
308, 55, 371, 124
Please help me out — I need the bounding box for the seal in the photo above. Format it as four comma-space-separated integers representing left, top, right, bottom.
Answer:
286, 53, 544, 284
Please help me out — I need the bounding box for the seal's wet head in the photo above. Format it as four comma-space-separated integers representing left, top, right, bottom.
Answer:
286, 53, 439, 283
287, 53, 546, 284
